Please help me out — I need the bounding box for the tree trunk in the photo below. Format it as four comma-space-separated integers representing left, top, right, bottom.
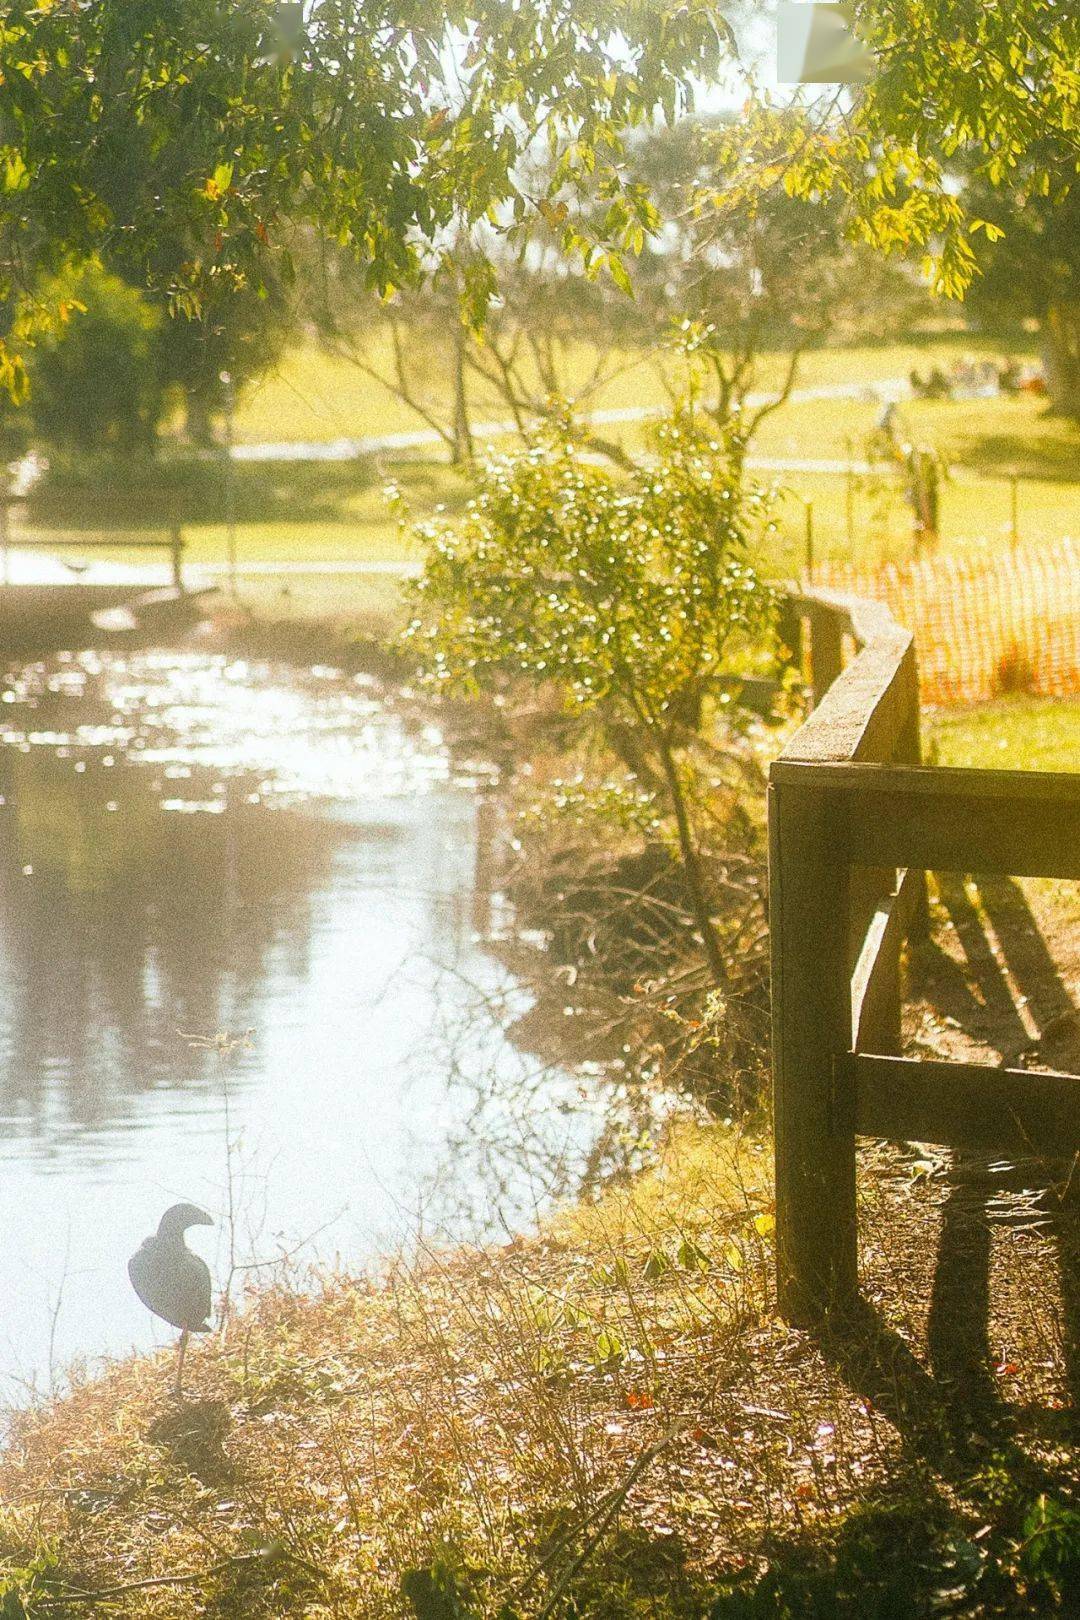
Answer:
451, 319, 474, 464
1043, 300, 1080, 420
184, 389, 216, 447
655, 733, 728, 986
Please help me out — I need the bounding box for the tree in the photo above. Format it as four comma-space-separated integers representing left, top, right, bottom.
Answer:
633, 112, 925, 454
309, 226, 648, 467
311, 107, 925, 473
403, 413, 777, 984
0, 0, 734, 400
27, 265, 165, 457
459, 227, 650, 466
958, 162, 1080, 418
720, 3, 1079, 301
152, 250, 295, 445
306, 236, 480, 464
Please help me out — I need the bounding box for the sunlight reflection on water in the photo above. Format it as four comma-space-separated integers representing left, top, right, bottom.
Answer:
0, 651, 596, 1407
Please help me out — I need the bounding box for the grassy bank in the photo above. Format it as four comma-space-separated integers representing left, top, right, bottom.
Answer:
11, 332, 1077, 619
1, 667, 1078, 1617
2, 1119, 1077, 1618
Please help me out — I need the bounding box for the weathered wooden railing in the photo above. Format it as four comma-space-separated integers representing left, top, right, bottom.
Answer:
770, 589, 1080, 1322
0, 521, 187, 589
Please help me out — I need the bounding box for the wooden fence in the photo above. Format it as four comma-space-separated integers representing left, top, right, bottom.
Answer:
1, 521, 187, 589
770, 589, 1080, 1322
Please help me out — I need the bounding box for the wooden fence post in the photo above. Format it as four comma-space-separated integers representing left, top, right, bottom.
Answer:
894, 640, 930, 942
777, 602, 803, 677
808, 611, 844, 708
769, 773, 857, 1321
170, 525, 185, 591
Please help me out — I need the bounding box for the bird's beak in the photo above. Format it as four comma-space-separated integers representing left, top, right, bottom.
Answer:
196, 1211, 214, 1226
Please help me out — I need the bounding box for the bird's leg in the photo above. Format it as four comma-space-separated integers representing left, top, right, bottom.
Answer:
173, 1329, 189, 1401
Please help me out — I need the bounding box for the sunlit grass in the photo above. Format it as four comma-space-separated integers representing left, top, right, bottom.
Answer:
231, 332, 1032, 447
1, 1113, 1073, 1615
16, 331, 1078, 627
928, 695, 1080, 774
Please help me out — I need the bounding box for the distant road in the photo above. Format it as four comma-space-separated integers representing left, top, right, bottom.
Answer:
191, 558, 423, 579
230, 376, 911, 463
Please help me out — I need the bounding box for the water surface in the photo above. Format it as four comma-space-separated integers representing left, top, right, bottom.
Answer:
0, 651, 590, 1403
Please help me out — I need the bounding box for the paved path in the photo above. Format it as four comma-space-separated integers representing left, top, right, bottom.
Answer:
230, 376, 911, 463
191, 558, 422, 579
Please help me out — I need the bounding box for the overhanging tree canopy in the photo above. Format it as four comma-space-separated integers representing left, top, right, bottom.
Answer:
0, 0, 729, 395
721, 1, 1079, 300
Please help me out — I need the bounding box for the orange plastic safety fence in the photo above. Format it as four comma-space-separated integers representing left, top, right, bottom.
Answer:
815, 538, 1080, 707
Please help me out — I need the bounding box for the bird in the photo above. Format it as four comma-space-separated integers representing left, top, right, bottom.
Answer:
128, 1203, 214, 1398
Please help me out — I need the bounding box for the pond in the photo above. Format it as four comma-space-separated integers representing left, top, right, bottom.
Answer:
0, 650, 597, 1406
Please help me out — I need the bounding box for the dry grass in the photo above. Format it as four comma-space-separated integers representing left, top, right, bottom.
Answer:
2, 1117, 1077, 1617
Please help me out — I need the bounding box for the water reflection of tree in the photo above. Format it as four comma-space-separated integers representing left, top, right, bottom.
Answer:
407, 956, 672, 1241
0, 749, 340, 1131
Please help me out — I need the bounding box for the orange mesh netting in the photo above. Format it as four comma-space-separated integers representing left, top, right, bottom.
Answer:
815, 538, 1080, 706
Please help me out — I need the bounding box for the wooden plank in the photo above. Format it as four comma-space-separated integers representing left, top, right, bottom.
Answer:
791, 587, 898, 649
850, 866, 923, 1054
780, 628, 916, 767
769, 763, 1080, 879
808, 611, 845, 707
777, 602, 804, 675
769, 776, 858, 1321
846, 783, 1080, 877
839, 1051, 1080, 1155
771, 758, 1080, 804
848, 860, 898, 975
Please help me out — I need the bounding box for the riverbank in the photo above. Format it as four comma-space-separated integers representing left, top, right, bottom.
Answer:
1, 599, 1076, 1615
205, 592, 413, 683
2, 1113, 1078, 1618
1, 647, 1078, 1613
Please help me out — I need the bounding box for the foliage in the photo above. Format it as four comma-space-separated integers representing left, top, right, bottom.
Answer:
633, 111, 925, 443
404, 411, 777, 980
956, 159, 1080, 417
26, 265, 165, 456
0, 0, 732, 397
717, 3, 1079, 301
310, 107, 929, 468
405, 415, 774, 714
152, 251, 295, 445
402, 1558, 479, 1620
1019, 1495, 1080, 1602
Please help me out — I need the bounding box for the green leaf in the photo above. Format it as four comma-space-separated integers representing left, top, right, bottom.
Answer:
644, 1247, 671, 1281
677, 1237, 711, 1272
3, 151, 28, 192
605, 252, 634, 297
593, 1328, 624, 1365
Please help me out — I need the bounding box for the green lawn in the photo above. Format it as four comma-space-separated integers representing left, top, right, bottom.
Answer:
764, 465, 1079, 576
15, 329, 1078, 628
170, 336, 1080, 589
928, 695, 1080, 774
230, 330, 1033, 448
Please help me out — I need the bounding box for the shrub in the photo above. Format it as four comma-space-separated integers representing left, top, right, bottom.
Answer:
27, 265, 164, 457
403, 410, 777, 984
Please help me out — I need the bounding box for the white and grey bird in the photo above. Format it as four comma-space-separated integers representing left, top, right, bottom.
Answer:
128, 1203, 214, 1398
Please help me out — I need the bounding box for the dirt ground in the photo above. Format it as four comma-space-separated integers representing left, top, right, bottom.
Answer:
889, 873, 1080, 1437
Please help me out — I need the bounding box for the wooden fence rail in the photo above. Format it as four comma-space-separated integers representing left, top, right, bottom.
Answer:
1, 521, 187, 590
770, 588, 1080, 1322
